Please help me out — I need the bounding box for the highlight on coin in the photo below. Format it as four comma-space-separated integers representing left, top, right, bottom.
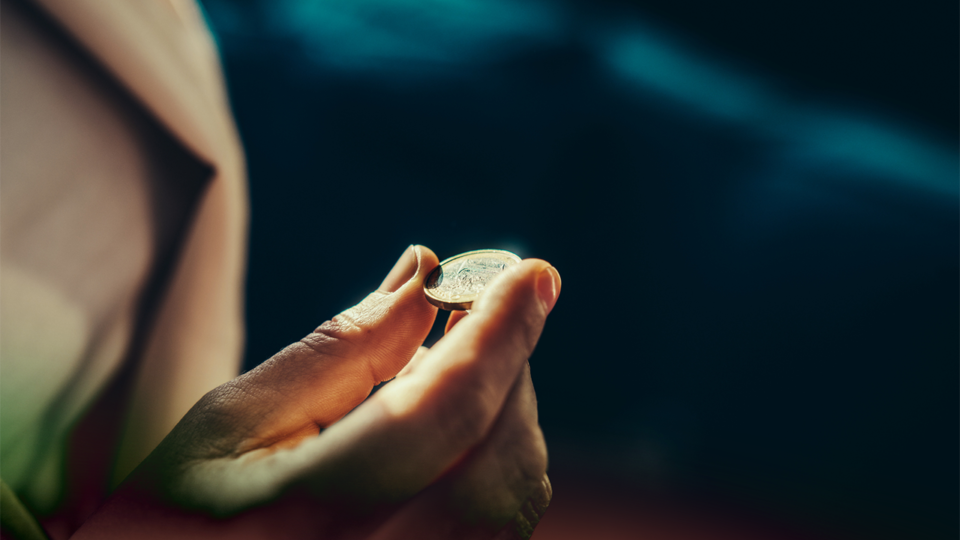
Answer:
423, 249, 522, 310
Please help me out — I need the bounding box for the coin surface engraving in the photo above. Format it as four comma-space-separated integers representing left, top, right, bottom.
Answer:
423, 249, 522, 310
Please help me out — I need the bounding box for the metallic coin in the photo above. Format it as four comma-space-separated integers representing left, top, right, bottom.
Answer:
423, 249, 522, 310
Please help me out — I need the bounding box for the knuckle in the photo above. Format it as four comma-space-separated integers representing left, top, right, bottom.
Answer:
193, 381, 246, 417
511, 474, 552, 539
516, 426, 548, 487
298, 291, 387, 354
194, 380, 269, 429
300, 314, 363, 354
167, 384, 253, 459
504, 433, 550, 538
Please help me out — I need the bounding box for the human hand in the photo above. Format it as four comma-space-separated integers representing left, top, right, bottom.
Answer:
74, 245, 560, 539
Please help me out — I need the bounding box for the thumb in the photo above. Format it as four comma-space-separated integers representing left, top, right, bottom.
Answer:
220, 245, 439, 449
286, 260, 561, 502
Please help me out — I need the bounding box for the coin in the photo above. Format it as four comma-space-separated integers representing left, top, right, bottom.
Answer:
423, 249, 522, 310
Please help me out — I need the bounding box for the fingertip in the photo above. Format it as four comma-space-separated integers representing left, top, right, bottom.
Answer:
378, 245, 441, 294
409, 245, 440, 290
472, 259, 558, 317
536, 266, 560, 313
384, 244, 439, 332
391, 245, 440, 318
378, 245, 417, 293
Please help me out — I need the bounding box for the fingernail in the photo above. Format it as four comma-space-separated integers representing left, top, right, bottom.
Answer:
379, 245, 419, 293
536, 266, 560, 313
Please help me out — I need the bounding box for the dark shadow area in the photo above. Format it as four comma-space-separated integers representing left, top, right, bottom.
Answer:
201, 0, 958, 537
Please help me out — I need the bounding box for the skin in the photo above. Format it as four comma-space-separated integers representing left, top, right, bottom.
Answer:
71, 245, 560, 539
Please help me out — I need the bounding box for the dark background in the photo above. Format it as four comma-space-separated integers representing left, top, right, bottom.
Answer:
200, 1, 958, 538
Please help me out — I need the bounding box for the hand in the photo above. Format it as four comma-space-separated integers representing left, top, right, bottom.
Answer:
74, 245, 561, 539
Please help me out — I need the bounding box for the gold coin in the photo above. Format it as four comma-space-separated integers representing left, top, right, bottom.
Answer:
423, 249, 522, 310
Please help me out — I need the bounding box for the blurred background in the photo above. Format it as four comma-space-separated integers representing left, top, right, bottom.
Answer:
198, 0, 957, 538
